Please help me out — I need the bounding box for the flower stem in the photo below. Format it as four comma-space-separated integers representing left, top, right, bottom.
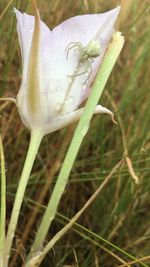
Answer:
3, 130, 43, 267
28, 32, 124, 258
0, 135, 6, 267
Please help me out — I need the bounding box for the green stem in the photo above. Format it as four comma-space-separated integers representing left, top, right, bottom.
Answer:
3, 130, 43, 267
0, 135, 6, 267
29, 32, 124, 257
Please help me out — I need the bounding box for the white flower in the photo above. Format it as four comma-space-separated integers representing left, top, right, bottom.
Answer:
14, 5, 120, 135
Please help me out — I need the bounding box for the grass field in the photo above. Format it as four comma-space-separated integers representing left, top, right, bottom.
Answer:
0, 0, 150, 266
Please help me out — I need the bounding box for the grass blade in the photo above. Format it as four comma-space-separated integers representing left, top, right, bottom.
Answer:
0, 134, 6, 264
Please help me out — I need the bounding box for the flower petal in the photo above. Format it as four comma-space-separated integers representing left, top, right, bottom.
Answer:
43, 104, 116, 134
15, 7, 120, 118
14, 8, 51, 87
51, 7, 121, 113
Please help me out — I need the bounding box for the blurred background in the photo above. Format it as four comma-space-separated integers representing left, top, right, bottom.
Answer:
0, 0, 150, 266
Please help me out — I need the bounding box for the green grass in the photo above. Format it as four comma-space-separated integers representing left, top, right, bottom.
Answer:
0, 0, 150, 266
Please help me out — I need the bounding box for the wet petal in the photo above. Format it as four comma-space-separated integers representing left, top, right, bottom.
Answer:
15, 6, 120, 133
52, 7, 121, 113
14, 8, 51, 85
43, 104, 116, 134
15, 7, 120, 117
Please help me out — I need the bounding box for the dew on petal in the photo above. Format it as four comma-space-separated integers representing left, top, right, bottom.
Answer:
55, 105, 61, 111
69, 96, 73, 103
14, 6, 121, 133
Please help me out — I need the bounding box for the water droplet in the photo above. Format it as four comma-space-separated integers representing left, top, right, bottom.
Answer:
55, 102, 62, 111
69, 97, 73, 103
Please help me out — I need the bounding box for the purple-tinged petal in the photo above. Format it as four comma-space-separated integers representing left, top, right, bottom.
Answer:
15, 6, 121, 133
15, 7, 120, 117
39, 7, 121, 118
14, 8, 51, 85
51, 6, 121, 113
